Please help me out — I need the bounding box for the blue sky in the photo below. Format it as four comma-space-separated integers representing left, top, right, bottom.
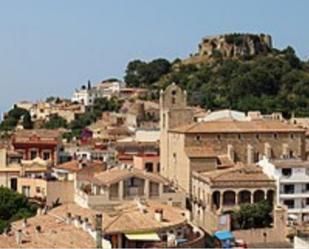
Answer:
0, 0, 309, 115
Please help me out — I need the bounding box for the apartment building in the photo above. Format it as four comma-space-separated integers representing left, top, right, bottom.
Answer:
259, 157, 309, 223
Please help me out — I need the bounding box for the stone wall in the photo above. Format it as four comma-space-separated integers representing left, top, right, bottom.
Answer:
184, 132, 306, 162
233, 206, 288, 245
198, 33, 272, 58
46, 181, 74, 206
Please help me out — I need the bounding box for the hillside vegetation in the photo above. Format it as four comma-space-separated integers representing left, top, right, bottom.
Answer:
125, 46, 309, 117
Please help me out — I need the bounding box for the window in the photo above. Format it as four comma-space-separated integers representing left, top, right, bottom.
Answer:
30, 150, 38, 160
254, 152, 260, 162
22, 186, 30, 197
273, 133, 278, 139
238, 134, 242, 140
282, 168, 292, 177
43, 151, 50, 160
163, 114, 166, 128
283, 184, 295, 194
289, 151, 295, 158
196, 135, 201, 141
306, 198, 309, 205
145, 162, 154, 172
306, 184, 309, 191
36, 187, 41, 193
290, 133, 294, 139
173, 153, 177, 163
217, 135, 221, 140
283, 199, 295, 209
129, 177, 139, 187
256, 134, 260, 140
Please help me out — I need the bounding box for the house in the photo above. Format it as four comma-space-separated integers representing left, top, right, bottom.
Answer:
191, 163, 276, 231
119, 88, 147, 99
11, 129, 62, 164
53, 159, 106, 181
259, 157, 309, 224
0, 148, 50, 191
75, 167, 186, 209
133, 155, 160, 173
115, 141, 159, 165
72, 80, 125, 106
16, 159, 106, 206
198, 109, 247, 122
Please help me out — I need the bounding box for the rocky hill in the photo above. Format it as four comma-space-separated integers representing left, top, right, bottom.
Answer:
183, 33, 273, 64
124, 33, 309, 117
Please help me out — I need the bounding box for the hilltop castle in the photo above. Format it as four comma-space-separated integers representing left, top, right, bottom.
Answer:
183, 33, 273, 64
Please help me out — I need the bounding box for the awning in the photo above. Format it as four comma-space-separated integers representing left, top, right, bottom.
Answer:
125, 232, 161, 241
214, 230, 234, 241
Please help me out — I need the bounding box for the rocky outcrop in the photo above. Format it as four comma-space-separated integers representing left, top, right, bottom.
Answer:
183, 33, 273, 64
198, 33, 272, 58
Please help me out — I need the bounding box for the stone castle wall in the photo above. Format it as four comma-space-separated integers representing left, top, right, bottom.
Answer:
198, 33, 272, 58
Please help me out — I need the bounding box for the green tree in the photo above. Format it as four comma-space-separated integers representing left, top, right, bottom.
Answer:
0, 187, 37, 233
44, 115, 67, 129
231, 200, 273, 230
22, 112, 33, 129
0, 106, 31, 131
124, 58, 171, 87
68, 97, 123, 139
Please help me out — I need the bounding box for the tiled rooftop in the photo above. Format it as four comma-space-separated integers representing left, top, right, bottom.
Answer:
171, 120, 305, 134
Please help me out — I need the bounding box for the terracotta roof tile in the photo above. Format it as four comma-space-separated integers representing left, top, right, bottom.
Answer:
272, 159, 309, 169
171, 120, 305, 134
0, 210, 95, 248
195, 164, 275, 188
55, 160, 105, 173
185, 146, 217, 158
50, 202, 187, 234
92, 167, 169, 186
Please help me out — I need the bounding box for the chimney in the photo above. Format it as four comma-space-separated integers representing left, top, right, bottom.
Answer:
36, 207, 42, 216
95, 214, 103, 249
154, 208, 163, 222
264, 143, 272, 159
0, 148, 7, 168
227, 144, 235, 162
3, 224, 11, 236
74, 215, 82, 228
282, 143, 289, 158
82, 217, 90, 232
22, 218, 28, 229
42, 205, 48, 215
66, 212, 72, 224
247, 144, 254, 164
15, 229, 22, 245
78, 159, 86, 169
35, 225, 41, 234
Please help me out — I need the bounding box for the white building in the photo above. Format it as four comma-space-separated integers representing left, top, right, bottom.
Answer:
72, 84, 94, 106
198, 109, 247, 122
72, 80, 125, 106
259, 157, 309, 223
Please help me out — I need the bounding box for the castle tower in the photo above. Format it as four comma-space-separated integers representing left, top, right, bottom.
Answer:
160, 83, 193, 181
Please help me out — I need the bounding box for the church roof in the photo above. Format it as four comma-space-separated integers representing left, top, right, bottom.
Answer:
171, 120, 305, 134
